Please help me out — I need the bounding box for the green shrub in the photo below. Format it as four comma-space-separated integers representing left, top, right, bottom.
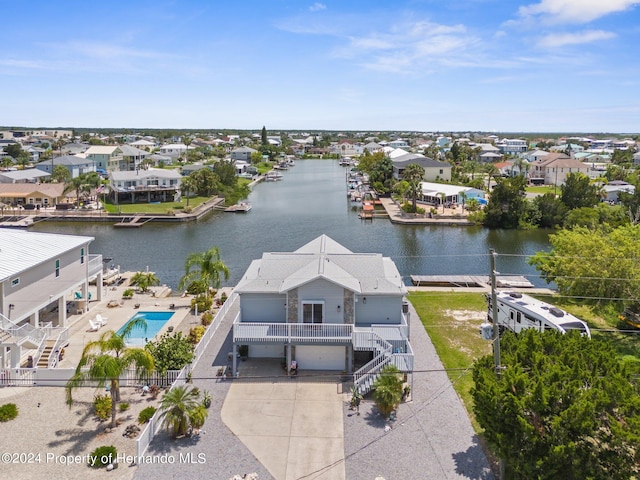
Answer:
401, 203, 425, 215
186, 280, 207, 295
201, 311, 213, 326
138, 406, 157, 424
191, 295, 212, 312
0, 403, 18, 422
89, 445, 117, 468
122, 288, 134, 299
93, 394, 112, 421
118, 402, 130, 412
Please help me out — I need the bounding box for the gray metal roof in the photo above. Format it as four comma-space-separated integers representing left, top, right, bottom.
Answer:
0, 230, 94, 281
110, 168, 182, 181
0, 169, 50, 180
38, 155, 91, 167
234, 234, 406, 296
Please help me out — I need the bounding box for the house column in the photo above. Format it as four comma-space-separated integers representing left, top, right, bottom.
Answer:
286, 344, 292, 377
95, 271, 103, 302
57, 297, 67, 328
232, 343, 238, 377
347, 344, 353, 373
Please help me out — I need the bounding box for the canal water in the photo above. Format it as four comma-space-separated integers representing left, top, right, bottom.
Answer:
31, 160, 552, 289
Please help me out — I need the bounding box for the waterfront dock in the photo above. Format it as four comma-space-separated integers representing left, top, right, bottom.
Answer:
379, 197, 475, 226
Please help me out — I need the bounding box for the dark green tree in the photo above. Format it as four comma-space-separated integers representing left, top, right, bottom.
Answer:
189, 168, 220, 197
52, 165, 71, 183
213, 159, 237, 187
261, 126, 268, 146
63, 172, 101, 207
483, 176, 527, 229
472, 329, 640, 480
533, 192, 567, 228
3, 143, 23, 159
560, 173, 601, 210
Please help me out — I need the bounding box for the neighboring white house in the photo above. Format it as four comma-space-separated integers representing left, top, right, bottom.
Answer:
108, 168, 182, 203
232, 235, 413, 394
0, 169, 50, 184
496, 138, 528, 154
530, 154, 592, 186
419, 182, 485, 206
602, 181, 635, 203
0, 230, 103, 368
159, 143, 193, 158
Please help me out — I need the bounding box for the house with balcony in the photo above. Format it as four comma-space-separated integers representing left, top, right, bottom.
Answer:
108, 168, 182, 204
0, 230, 103, 369
85, 145, 123, 172
391, 153, 452, 182
232, 235, 414, 394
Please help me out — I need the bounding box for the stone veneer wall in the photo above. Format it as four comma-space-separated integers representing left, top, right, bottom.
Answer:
287, 288, 298, 322
344, 290, 355, 324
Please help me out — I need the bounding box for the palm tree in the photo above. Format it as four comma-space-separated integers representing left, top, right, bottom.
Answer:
66, 318, 154, 428
158, 385, 202, 438
130, 271, 160, 293
63, 172, 101, 207
179, 247, 229, 298
180, 175, 196, 207
483, 163, 499, 192
372, 365, 404, 419
402, 163, 425, 212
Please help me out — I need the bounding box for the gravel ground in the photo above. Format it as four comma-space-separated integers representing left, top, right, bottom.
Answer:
1, 297, 493, 480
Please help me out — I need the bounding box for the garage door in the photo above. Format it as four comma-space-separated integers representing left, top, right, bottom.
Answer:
295, 346, 345, 370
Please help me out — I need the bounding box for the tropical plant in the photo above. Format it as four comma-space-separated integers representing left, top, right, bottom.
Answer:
66, 317, 154, 428
188, 326, 206, 345
129, 271, 160, 293
191, 295, 213, 312
122, 288, 134, 299
372, 365, 404, 419
188, 405, 208, 432
63, 171, 101, 207
158, 385, 202, 438
93, 394, 112, 421
202, 390, 212, 409
402, 163, 425, 212
180, 175, 196, 207
0, 403, 18, 422
51, 165, 71, 183
179, 247, 229, 300
138, 406, 157, 424
89, 445, 117, 469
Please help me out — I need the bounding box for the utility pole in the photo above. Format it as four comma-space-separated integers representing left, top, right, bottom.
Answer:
489, 249, 505, 479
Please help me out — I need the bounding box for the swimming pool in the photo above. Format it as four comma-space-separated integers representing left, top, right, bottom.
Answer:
117, 311, 175, 346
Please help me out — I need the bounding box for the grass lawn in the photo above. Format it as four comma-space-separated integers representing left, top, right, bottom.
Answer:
408, 291, 491, 430
408, 291, 640, 432
525, 185, 558, 195
103, 196, 211, 214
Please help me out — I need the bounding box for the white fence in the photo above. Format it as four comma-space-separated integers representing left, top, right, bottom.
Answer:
135, 293, 238, 460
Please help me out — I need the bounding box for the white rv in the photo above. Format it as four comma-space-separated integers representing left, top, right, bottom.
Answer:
487, 291, 591, 338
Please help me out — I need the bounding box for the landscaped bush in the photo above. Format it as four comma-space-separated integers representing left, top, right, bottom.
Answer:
118, 402, 130, 412
188, 326, 206, 345
201, 311, 213, 326
94, 394, 112, 421
191, 295, 212, 312
138, 406, 157, 424
122, 288, 134, 299
0, 403, 18, 422
401, 203, 425, 215
186, 280, 207, 295
88, 445, 117, 468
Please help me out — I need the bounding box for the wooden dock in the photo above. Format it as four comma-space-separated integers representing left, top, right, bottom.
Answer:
411, 275, 533, 288
113, 216, 151, 228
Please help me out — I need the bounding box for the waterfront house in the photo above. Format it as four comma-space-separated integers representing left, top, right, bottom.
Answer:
232, 235, 413, 394
391, 153, 452, 182
108, 168, 182, 204
0, 168, 50, 184
0, 230, 103, 368
0, 183, 64, 208
230, 146, 258, 162
36, 155, 95, 177
419, 182, 485, 206
530, 154, 592, 186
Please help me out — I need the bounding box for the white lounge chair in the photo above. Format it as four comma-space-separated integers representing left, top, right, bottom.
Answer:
96, 314, 108, 326
88, 319, 102, 332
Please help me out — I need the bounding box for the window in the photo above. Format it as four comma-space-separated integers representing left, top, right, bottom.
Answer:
55, 259, 60, 278
80, 248, 85, 265
516, 312, 521, 324
302, 302, 324, 324
11, 278, 20, 287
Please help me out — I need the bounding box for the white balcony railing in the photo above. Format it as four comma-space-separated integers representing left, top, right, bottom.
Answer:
88, 254, 103, 278
233, 321, 353, 344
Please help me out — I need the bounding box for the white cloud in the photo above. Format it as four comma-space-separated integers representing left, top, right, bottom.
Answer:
309, 3, 326, 12
518, 0, 640, 24
537, 30, 616, 47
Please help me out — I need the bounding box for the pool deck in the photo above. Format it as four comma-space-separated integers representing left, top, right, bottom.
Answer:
57, 274, 229, 370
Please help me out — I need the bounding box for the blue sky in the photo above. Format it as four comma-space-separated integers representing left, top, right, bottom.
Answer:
1, 0, 639, 132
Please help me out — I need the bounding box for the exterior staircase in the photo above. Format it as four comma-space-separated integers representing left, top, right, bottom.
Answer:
37, 340, 57, 368
352, 332, 394, 395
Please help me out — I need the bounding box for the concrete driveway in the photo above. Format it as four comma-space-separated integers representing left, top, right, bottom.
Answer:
221, 360, 345, 480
